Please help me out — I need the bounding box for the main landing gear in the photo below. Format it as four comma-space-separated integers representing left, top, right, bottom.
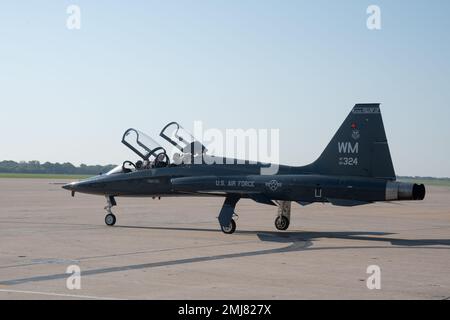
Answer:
274, 201, 291, 231
104, 196, 117, 226
217, 198, 292, 234
218, 195, 240, 234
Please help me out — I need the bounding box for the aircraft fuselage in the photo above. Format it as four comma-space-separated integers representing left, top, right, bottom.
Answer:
63, 162, 424, 205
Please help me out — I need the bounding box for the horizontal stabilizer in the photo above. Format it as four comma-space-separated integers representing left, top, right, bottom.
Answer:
327, 198, 372, 207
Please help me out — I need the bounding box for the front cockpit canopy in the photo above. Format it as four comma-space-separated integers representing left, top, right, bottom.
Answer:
122, 128, 167, 161
159, 122, 207, 156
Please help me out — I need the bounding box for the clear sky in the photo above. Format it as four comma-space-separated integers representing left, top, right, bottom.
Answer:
1, 1, 449, 177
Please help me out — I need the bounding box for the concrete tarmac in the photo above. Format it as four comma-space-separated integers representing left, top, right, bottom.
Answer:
0, 178, 449, 300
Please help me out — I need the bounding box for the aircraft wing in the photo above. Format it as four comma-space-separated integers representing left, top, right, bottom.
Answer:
171, 176, 261, 195
171, 176, 372, 207
171, 176, 290, 207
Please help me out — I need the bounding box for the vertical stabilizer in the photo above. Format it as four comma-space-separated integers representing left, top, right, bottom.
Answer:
310, 104, 396, 180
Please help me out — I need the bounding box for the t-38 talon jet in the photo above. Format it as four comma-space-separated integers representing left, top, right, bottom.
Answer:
63, 104, 425, 234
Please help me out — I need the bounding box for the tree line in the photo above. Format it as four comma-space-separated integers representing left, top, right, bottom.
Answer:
0, 160, 116, 175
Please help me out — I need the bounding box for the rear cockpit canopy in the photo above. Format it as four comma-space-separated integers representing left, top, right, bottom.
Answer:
160, 122, 207, 156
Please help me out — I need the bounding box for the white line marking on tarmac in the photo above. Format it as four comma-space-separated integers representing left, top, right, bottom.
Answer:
0, 289, 125, 300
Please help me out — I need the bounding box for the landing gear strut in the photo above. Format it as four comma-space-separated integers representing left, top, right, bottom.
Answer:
275, 201, 291, 231
104, 196, 117, 226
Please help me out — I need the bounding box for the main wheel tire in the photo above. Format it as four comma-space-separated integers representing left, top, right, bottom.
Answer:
275, 216, 290, 231
105, 213, 116, 226
221, 219, 236, 234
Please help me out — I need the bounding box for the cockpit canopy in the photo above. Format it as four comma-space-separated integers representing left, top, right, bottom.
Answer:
111, 124, 207, 175
159, 122, 207, 156
122, 128, 167, 161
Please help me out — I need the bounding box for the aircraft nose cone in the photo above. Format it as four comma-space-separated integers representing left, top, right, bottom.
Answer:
61, 178, 106, 195
62, 182, 77, 191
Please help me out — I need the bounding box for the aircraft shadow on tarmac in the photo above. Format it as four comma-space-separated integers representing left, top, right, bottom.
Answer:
116, 225, 450, 247
1, 225, 449, 286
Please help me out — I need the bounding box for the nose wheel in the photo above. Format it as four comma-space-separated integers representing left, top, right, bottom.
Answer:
105, 213, 116, 226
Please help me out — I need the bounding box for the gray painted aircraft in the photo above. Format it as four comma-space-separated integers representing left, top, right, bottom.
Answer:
63, 104, 426, 234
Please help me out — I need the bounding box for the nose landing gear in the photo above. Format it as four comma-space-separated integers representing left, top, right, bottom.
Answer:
104, 196, 117, 226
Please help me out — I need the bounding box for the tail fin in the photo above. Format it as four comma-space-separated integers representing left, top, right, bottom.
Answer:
310, 104, 396, 180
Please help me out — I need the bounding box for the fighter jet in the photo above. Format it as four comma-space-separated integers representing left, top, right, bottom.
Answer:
63, 104, 425, 234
